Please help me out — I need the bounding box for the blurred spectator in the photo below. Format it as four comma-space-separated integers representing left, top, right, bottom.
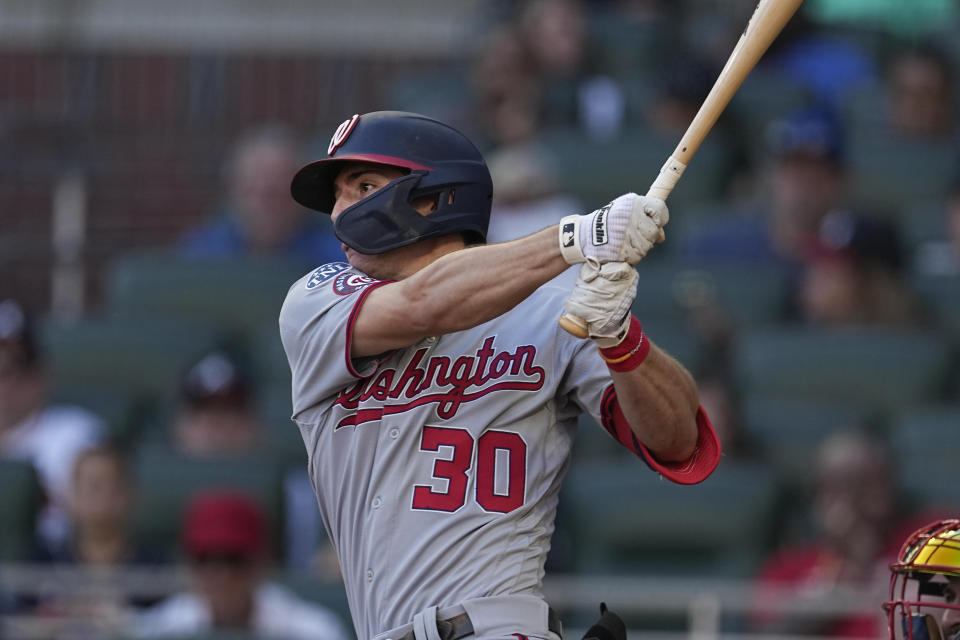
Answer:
886, 45, 957, 141
34, 447, 161, 568
0, 299, 105, 546
520, 0, 627, 137
170, 351, 329, 577
682, 107, 847, 266
172, 351, 261, 457
132, 491, 349, 640
798, 209, 921, 327
647, 55, 716, 136
471, 25, 543, 148
752, 429, 905, 637
27, 447, 165, 622
915, 179, 960, 276
180, 125, 342, 265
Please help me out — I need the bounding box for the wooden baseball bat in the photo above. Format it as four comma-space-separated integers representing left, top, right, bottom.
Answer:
559, 0, 805, 338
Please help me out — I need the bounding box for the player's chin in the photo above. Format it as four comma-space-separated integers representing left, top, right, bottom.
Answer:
345, 251, 385, 279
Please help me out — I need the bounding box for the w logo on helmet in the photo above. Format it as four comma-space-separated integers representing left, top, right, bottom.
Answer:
328, 114, 360, 155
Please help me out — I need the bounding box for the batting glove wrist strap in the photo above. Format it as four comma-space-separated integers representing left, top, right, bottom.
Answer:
558, 193, 669, 266
559, 215, 584, 265
599, 316, 650, 371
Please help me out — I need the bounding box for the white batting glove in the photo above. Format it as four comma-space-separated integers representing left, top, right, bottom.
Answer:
558, 193, 669, 266
563, 261, 638, 348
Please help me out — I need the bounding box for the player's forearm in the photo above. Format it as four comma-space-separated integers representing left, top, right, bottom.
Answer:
608, 342, 699, 461
401, 226, 568, 334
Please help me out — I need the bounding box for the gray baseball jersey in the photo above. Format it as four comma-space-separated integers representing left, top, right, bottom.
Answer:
279, 261, 719, 640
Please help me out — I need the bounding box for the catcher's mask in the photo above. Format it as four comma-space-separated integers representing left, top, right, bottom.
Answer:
885, 518, 960, 640
290, 111, 492, 255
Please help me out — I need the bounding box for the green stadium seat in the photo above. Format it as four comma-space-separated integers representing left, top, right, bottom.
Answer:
630, 263, 791, 328
743, 394, 877, 490
588, 11, 669, 79
733, 326, 954, 408
386, 69, 469, 121
0, 460, 41, 561
911, 273, 960, 334
847, 138, 958, 216
105, 252, 307, 349
891, 405, 960, 471
901, 200, 946, 250
899, 462, 960, 514
132, 449, 284, 558
252, 324, 292, 388
560, 459, 780, 577
539, 127, 731, 209
41, 316, 221, 408
50, 386, 147, 447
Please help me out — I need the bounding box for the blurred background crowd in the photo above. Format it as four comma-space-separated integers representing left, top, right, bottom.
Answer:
1, 0, 959, 639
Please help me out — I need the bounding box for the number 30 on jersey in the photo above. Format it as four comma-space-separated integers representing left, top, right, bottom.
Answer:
412, 426, 526, 514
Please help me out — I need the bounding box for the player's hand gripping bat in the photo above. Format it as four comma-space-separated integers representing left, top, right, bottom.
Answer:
559, 0, 805, 338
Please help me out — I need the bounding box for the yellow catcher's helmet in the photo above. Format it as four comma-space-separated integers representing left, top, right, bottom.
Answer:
885, 519, 960, 640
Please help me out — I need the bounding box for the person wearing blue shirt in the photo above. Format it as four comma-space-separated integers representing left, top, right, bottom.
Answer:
181, 125, 342, 266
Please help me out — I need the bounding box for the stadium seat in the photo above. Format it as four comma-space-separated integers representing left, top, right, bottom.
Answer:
891, 405, 960, 472
743, 394, 877, 490
252, 324, 292, 388
732, 326, 954, 408
105, 251, 307, 349
588, 11, 669, 79
911, 273, 960, 334
41, 315, 222, 409
847, 138, 958, 216
560, 459, 780, 577
0, 460, 41, 561
386, 68, 470, 123
630, 262, 791, 328
898, 460, 960, 514
539, 127, 731, 209
131, 449, 284, 558
50, 386, 146, 447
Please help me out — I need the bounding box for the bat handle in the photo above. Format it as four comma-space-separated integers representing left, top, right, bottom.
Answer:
646, 154, 687, 201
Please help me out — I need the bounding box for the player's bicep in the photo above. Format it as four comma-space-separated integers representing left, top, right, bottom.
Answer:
350, 281, 433, 357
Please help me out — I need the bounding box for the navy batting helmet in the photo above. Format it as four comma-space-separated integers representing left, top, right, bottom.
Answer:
290, 111, 493, 255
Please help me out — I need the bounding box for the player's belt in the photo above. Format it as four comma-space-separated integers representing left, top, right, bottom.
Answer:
394, 607, 563, 640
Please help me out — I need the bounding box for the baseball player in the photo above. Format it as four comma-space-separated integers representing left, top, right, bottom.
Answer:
885, 518, 960, 640
279, 111, 721, 640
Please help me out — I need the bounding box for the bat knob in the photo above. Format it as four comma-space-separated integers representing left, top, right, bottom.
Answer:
559, 313, 589, 338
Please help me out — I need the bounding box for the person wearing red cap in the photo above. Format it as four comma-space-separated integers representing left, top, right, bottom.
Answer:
132, 491, 349, 639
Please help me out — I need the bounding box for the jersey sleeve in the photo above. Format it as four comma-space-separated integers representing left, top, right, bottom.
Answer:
557, 335, 720, 485
279, 262, 391, 420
